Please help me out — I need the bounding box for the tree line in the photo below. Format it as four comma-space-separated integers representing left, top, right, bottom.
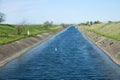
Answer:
0, 12, 56, 38
79, 21, 103, 26
0, 12, 69, 37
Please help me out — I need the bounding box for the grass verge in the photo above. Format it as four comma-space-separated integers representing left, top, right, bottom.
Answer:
79, 22, 120, 41
0, 24, 60, 45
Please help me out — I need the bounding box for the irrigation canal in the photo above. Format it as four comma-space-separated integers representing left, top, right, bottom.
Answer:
0, 26, 120, 80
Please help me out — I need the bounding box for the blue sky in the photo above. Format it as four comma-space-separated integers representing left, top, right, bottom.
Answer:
0, 0, 120, 24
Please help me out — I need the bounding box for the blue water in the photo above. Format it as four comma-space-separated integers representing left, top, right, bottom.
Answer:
0, 26, 120, 80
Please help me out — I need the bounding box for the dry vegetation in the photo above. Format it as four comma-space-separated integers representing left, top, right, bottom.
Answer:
79, 21, 120, 41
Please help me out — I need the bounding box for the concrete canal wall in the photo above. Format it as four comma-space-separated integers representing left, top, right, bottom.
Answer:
79, 27, 120, 65
0, 27, 64, 67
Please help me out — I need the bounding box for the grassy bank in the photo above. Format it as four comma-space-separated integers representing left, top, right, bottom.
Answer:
0, 24, 60, 45
79, 22, 120, 41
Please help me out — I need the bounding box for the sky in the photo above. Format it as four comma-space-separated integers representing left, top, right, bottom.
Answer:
0, 0, 120, 24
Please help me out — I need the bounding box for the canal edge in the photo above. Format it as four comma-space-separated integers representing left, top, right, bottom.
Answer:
78, 27, 120, 66
0, 27, 65, 67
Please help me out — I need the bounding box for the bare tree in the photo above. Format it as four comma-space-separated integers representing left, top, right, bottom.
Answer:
43, 21, 53, 29
0, 12, 5, 23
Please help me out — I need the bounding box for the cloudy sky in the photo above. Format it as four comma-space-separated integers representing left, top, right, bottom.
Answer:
0, 0, 120, 24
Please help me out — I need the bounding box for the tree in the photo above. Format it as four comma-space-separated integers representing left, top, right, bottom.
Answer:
90, 21, 93, 25
86, 21, 90, 26
0, 12, 5, 23
43, 21, 53, 29
15, 21, 27, 35
94, 20, 102, 24
108, 21, 112, 23
15, 25, 23, 35
60, 23, 66, 28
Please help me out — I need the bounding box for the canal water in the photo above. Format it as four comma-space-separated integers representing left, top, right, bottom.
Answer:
0, 26, 120, 80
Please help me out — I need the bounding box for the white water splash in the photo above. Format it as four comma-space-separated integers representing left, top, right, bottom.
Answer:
55, 48, 57, 51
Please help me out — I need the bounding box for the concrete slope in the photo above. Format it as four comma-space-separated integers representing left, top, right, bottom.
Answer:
0, 27, 64, 67
78, 27, 120, 65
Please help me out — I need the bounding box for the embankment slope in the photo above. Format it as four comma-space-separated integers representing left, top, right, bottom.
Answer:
0, 27, 64, 67
79, 23, 120, 65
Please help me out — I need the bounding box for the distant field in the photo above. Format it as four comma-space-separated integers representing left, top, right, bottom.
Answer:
79, 22, 120, 41
0, 24, 60, 45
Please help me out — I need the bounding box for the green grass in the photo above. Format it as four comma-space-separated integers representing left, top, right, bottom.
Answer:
79, 22, 120, 41
0, 24, 60, 45
0, 24, 15, 34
